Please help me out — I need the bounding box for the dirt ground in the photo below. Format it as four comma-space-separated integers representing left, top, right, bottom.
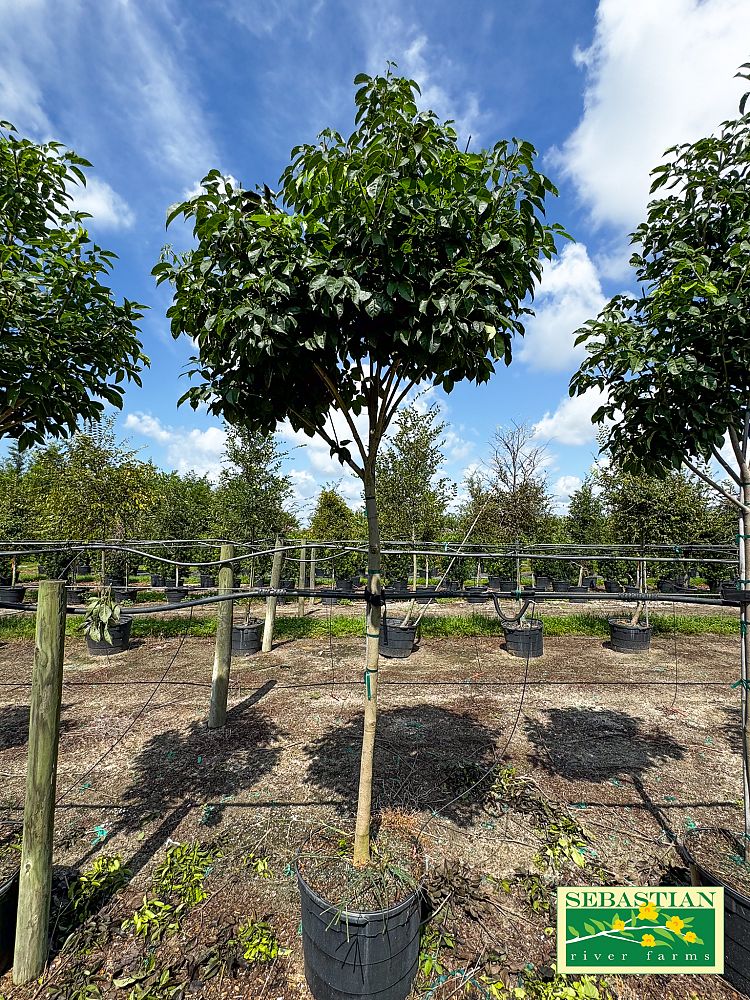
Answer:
0, 618, 745, 999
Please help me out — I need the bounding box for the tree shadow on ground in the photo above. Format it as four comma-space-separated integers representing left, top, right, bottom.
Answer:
305, 704, 497, 825
118, 682, 285, 838
718, 705, 741, 755
524, 707, 685, 784
0, 704, 79, 752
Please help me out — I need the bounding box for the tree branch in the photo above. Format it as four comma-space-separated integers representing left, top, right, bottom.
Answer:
312, 363, 368, 466
711, 445, 741, 485
288, 407, 363, 477
683, 456, 749, 512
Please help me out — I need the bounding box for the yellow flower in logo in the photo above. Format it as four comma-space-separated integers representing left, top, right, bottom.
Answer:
665, 915, 685, 933
638, 902, 659, 921
684, 931, 698, 943
612, 917, 626, 931
640, 934, 656, 947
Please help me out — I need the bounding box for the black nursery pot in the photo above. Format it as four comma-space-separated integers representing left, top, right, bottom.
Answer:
231, 622, 262, 654
415, 585, 436, 605
104, 575, 124, 587
386, 579, 407, 594
111, 586, 138, 604
335, 578, 353, 594
608, 618, 652, 653
604, 579, 624, 594
85, 617, 133, 656
379, 623, 418, 659
582, 575, 597, 589
199, 574, 217, 588
165, 586, 188, 604
465, 586, 488, 604
66, 587, 84, 605
534, 575, 551, 591
722, 582, 750, 606
624, 584, 639, 594
297, 867, 422, 1000
0, 586, 25, 606
682, 827, 750, 995
150, 573, 165, 587
503, 619, 543, 658
0, 868, 19, 975
487, 575, 501, 590
552, 580, 574, 593
569, 585, 589, 603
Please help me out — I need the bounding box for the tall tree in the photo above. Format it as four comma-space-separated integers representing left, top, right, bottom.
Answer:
156, 69, 566, 865
569, 64, 750, 835
0, 123, 148, 447
213, 427, 294, 542
376, 402, 456, 583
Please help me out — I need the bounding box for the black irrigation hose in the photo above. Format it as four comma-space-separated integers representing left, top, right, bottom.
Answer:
2, 588, 747, 617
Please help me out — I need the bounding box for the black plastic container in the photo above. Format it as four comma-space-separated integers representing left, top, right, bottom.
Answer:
487, 575, 501, 590
298, 868, 421, 1000
465, 586, 488, 604
608, 618, 652, 653
624, 584, 639, 594
150, 573, 165, 587
534, 576, 551, 592
438, 579, 459, 593
104, 575, 124, 587
379, 623, 417, 659
552, 580, 574, 593
66, 587, 84, 605
657, 578, 683, 594
569, 586, 589, 603
682, 827, 750, 994
232, 622, 262, 654
415, 585, 436, 605
722, 582, 750, 605
604, 579, 624, 594
0, 869, 19, 975
199, 574, 217, 588
165, 587, 187, 604
85, 617, 133, 656
497, 579, 516, 592
0, 586, 25, 606
386, 579, 407, 594
335, 578, 354, 594
503, 620, 543, 658
111, 586, 138, 604
582, 575, 597, 589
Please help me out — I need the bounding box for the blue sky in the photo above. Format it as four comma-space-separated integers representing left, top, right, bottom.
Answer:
3, 0, 749, 521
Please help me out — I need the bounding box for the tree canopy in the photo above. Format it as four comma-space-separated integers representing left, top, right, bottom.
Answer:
0, 123, 148, 448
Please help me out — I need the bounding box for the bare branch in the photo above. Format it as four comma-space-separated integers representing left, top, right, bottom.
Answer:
683, 456, 749, 512
288, 407, 364, 477
711, 445, 742, 485
312, 363, 368, 466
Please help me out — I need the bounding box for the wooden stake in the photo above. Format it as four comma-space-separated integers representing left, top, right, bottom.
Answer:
262, 536, 283, 652
208, 544, 234, 730
14, 580, 66, 985
308, 546, 317, 603
297, 541, 306, 617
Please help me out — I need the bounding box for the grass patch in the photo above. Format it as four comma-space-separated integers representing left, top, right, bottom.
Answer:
0, 610, 740, 644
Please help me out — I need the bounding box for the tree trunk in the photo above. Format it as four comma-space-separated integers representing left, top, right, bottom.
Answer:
353, 466, 382, 866
411, 530, 418, 592
740, 486, 750, 842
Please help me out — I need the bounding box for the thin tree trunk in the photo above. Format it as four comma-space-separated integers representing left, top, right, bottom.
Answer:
353, 466, 382, 867
411, 530, 418, 591
740, 484, 750, 842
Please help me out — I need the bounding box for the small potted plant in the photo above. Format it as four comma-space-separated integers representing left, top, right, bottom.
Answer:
0, 554, 25, 606
232, 602, 263, 654
608, 561, 652, 653
83, 587, 132, 655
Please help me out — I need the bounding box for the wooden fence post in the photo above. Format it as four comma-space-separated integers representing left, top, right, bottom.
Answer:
14, 580, 66, 985
297, 541, 306, 617
309, 546, 317, 603
262, 536, 284, 652
208, 544, 234, 730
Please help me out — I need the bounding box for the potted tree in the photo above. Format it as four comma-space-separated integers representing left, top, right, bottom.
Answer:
570, 64, 750, 992
156, 67, 564, 1000
83, 587, 132, 655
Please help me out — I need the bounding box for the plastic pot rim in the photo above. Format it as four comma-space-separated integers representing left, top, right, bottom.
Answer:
608, 617, 652, 633
680, 825, 750, 903
296, 852, 427, 924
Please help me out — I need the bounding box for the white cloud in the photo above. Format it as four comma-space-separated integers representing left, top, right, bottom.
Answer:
359, 2, 483, 142
125, 411, 226, 481
554, 475, 583, 500
532, 388, 609, 447
555, 0, 750, 228
223, 0, 325, 38
71, 176, 134, 229
519, 244, 606, 373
